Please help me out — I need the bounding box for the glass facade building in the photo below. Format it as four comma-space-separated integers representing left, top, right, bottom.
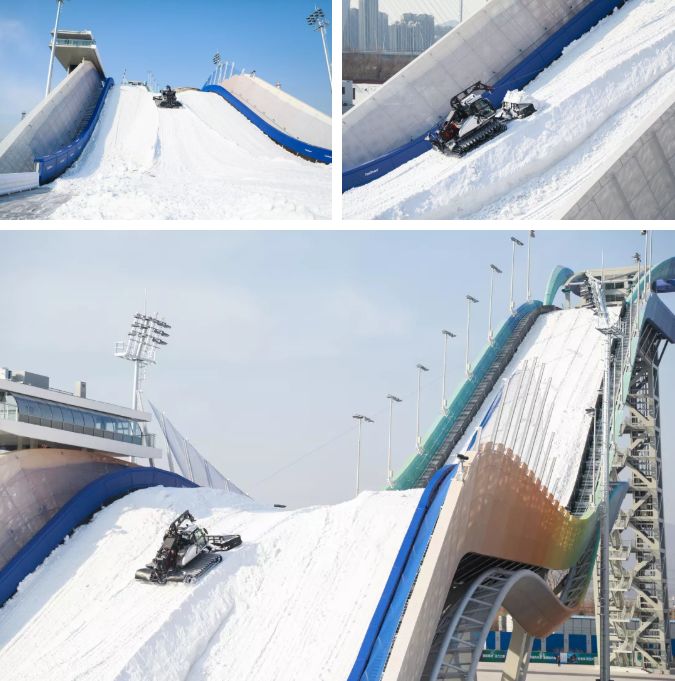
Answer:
0, 391, 143, 445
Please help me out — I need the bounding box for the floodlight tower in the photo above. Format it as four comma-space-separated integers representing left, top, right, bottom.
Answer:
115, 312, 171, 413
307, 7, 332, 88
46, 0, 66, 97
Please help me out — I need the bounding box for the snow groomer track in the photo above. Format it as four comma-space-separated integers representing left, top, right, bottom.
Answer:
1, 259, 674, 681
343, 0, 675, 219
0, 85, 331, 220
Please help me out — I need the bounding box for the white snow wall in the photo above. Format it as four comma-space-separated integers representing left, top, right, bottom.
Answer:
220, 74, 331, 150
343, 0, 602, 170
0, 61, 102, 173
561, 87, 675, 220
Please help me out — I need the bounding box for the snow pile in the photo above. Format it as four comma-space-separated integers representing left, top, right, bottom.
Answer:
343, 0, 675, 219
0, 485, 420, 681
47, 86, 331, 220
451, 307, 617, 506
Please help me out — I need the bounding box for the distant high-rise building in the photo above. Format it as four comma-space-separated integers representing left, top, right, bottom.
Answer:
378, 11, 389, 51
342, 0, 351, 49
349, 8, 359, 50
358, 0, 379, 51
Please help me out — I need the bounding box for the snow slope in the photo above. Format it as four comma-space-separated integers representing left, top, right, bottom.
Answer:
343, 0, 675, 220
0, 485, 421, 681
449, 307, 617, 507
46, 86, 331, 220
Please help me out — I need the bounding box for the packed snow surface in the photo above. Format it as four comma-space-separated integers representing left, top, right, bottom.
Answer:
0, 485, 421, 681
343, 0, 675, 219
448, 307, 617, 506
45, 86, 331, 219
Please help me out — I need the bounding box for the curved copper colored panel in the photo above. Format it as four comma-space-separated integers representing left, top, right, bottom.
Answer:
0, 449, 133, 569
382, 443, 605, 680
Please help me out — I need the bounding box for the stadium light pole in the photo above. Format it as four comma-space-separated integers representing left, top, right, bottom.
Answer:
212, 52, 222, 84
488, 265, 502, 344
526, 230, 535, 302
465, 295, 479, 377
416, 364, 429, 451
115, 311, 171, 467
441, 330, 456, 411
353, 414, 374, 496
307, 7, 332, 89
386, 394, 402, 486
46, 0, 65, 97
509, 236, 524, 314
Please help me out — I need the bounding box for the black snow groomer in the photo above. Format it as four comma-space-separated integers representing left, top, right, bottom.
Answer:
153, 85, 183, 108
427, 82, 535, 156
135, 510, 241, 584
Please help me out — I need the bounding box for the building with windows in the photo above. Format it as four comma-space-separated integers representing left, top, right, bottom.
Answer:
49, 29, 105, 77
0, 369, 159, 459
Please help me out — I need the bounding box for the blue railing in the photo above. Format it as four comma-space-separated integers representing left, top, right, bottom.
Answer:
202, 84, 332, 164
35, 77, 114, 185
349, 465, 457, 681
393, 300, 543, 490
343, 0, 628, 192
0, 467, 196, 607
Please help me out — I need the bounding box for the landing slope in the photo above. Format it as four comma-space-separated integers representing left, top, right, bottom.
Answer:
343, 0, 675, 220
39, 86, 331, 219
0, 486, 420, 681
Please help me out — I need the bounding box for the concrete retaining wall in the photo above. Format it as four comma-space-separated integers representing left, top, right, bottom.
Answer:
0, 61, 102, 173
220, 74, 331, 151
343, 0, 600, 171
561, 92, 675, 220
0, 172, 39, 196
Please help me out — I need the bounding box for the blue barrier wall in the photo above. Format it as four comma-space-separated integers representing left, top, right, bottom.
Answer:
343, 0, 627, 192
202, 84, 332, 164
348, 465, 457, 681
36, 77, 114, 185
569, 634, 587, 652
393, 300, 542, 490
0, 467, 196, 606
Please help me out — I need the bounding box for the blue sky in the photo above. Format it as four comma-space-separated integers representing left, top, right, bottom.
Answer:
1, 229, 675, 522
0, 1, 332, 138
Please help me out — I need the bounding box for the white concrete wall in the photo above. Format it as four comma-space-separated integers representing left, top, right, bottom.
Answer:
343, 0, 594, 169
562, 93, 675, 220
220, 74, 331, 150
0, 172, 39, 196
0, 61, 101, 173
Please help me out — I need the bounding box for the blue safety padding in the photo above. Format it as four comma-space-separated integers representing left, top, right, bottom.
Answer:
348, 465, 457, 681
202, 84, 332, 164
486, 631, 496, 649
342, 0, 627, 192
392, 300, 542, 490
653, 279, 675, 293
0, 467, 196, 607
532, 638, 542, 652
569, 634, 587, 653
500, 632, 512, 651
547, 633, 564, 653
35, 77, 114, 185
591, 635, 598, 655
465, 387, 503, 451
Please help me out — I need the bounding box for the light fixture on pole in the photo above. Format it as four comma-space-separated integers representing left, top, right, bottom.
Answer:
488, 265, 502, 344
46, 0, 66, 97
415, 364, 429, 451
115, 312, 171, 412
212, 52, 222, 83
509, 236, 524, 314
465, 295, 479, 377
353, 414, 374, 496
386, 394, 402, 486
526, 230, 535, 302
441, 330, 456, 411
307, 7, 332, 88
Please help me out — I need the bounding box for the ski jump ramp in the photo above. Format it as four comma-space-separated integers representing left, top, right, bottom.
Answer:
0, 82, 331, 219
0, 260, 673, 680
